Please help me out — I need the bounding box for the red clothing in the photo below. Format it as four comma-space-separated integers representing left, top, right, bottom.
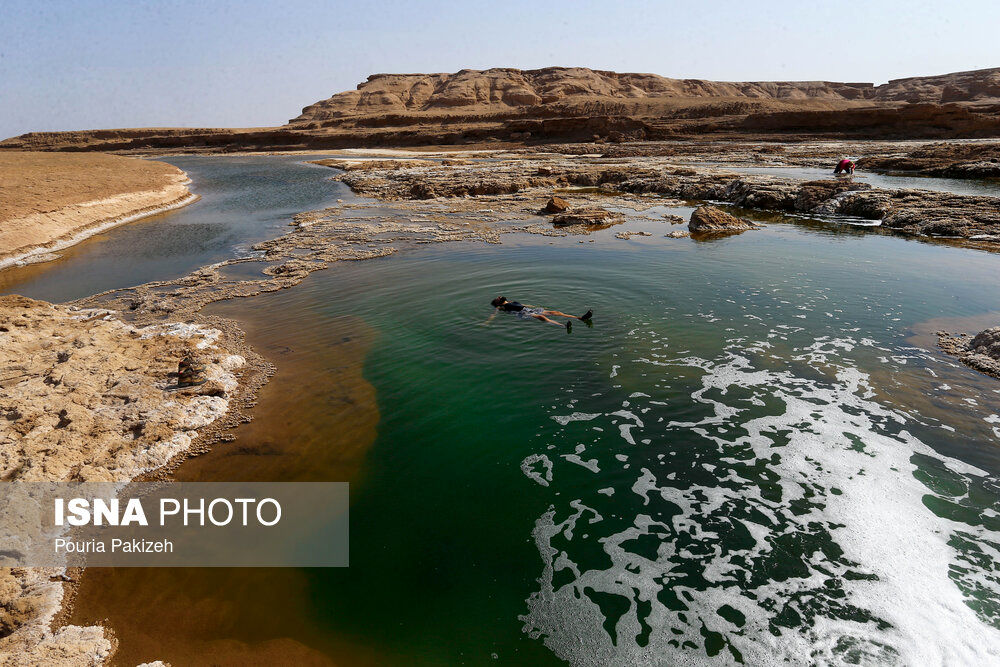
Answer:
835, 159, 855, 174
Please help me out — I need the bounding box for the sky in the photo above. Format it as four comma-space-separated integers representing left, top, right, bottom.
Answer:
2, 0, 998, 139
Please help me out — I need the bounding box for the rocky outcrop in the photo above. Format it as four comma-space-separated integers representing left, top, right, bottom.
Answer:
552, 208, 624, 227
7, 67, 1000, 153
739, 104, 1000, 139
874, 68, 1000, 104
795, 180, 873, 210
321, 157, 1000, 242
860, 141, 1000, 178
971, 327, 1000, 359
689, 206, 762, 233
938, 327, 1000, 380
291, 67, 884, 122
292, 67, 1000, 122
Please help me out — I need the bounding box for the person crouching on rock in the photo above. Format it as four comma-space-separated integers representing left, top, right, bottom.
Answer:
834, 158, 856, 175
487, 296, 593, 332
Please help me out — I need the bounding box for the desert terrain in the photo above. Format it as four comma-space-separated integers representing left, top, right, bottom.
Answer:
4, 66, 1000, 153
2, 64, 1000, 665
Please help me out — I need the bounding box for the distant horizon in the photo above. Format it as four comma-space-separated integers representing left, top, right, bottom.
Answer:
2, 0, 999, 138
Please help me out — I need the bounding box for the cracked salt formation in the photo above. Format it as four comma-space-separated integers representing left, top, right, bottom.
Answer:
0, 295, 247, 664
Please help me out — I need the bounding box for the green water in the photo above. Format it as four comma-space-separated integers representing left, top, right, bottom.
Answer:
274, 225, 1000, 665
11, 156, 1000, 664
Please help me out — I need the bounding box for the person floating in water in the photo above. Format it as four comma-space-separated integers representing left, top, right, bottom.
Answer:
834, 158, 856, 175
488, 296, 593, 332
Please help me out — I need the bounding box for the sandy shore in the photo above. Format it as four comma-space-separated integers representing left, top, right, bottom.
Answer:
0, 152, 197, 270
0, 295, 251, 665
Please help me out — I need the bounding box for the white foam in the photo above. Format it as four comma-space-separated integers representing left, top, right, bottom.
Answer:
521, 329, 1000, 665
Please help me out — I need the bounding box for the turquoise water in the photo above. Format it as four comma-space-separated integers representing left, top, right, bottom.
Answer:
9, 157, 1000, 664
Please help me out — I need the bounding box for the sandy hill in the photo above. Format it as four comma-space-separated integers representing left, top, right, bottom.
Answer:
4, 66, 1000, 152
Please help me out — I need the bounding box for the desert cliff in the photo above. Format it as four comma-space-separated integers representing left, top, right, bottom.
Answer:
5, 66, 1000, 153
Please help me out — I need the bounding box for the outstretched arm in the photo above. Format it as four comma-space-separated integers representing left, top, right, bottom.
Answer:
483, 309, 499, 325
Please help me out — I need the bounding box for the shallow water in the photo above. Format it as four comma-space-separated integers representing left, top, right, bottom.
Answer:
8, 157, 1000, 664
719, 165, 1000, 197
0, 155, 356, 301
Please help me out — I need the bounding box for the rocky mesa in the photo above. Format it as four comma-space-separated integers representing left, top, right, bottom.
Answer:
291, 66, 1000, 121
4, 66, 1000, 153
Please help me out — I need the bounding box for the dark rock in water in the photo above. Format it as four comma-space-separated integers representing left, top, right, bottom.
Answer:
938, 326, 1000, 380
934, 161, 1000, 178
970, 327, 1000, 357
552, 207, 624, 227
663, 214, 686, 224
542, 196, 570, 214
689, 205, 762, 233
878, 190, 1000, 237
813, 190, 893, 219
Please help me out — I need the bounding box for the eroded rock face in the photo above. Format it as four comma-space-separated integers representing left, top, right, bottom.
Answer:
860, 142, 1000, 178
291, 67, 1000, 122
970, 327, 1000, 357
795, 180, 873, 211
967, 327, 1000, 377
689, 206, 762, 233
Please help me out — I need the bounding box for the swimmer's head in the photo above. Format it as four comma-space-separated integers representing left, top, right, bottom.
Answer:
491, 296, 506, 307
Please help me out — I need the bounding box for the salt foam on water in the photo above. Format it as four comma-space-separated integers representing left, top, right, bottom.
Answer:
524, 332, 1000, 665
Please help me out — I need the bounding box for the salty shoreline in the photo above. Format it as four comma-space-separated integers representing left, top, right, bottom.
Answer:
0, 152, 198, 270
0, 295, 271, 664
3, 145, 999, 664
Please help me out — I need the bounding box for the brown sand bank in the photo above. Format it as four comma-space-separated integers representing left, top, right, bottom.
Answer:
0, 152, 196, 269
0, 295, 250, 664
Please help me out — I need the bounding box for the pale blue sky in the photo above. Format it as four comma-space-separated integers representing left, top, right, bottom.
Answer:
2, 0, 998, 138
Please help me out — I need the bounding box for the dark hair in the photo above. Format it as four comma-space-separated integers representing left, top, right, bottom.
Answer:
491, 296, 506, 307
